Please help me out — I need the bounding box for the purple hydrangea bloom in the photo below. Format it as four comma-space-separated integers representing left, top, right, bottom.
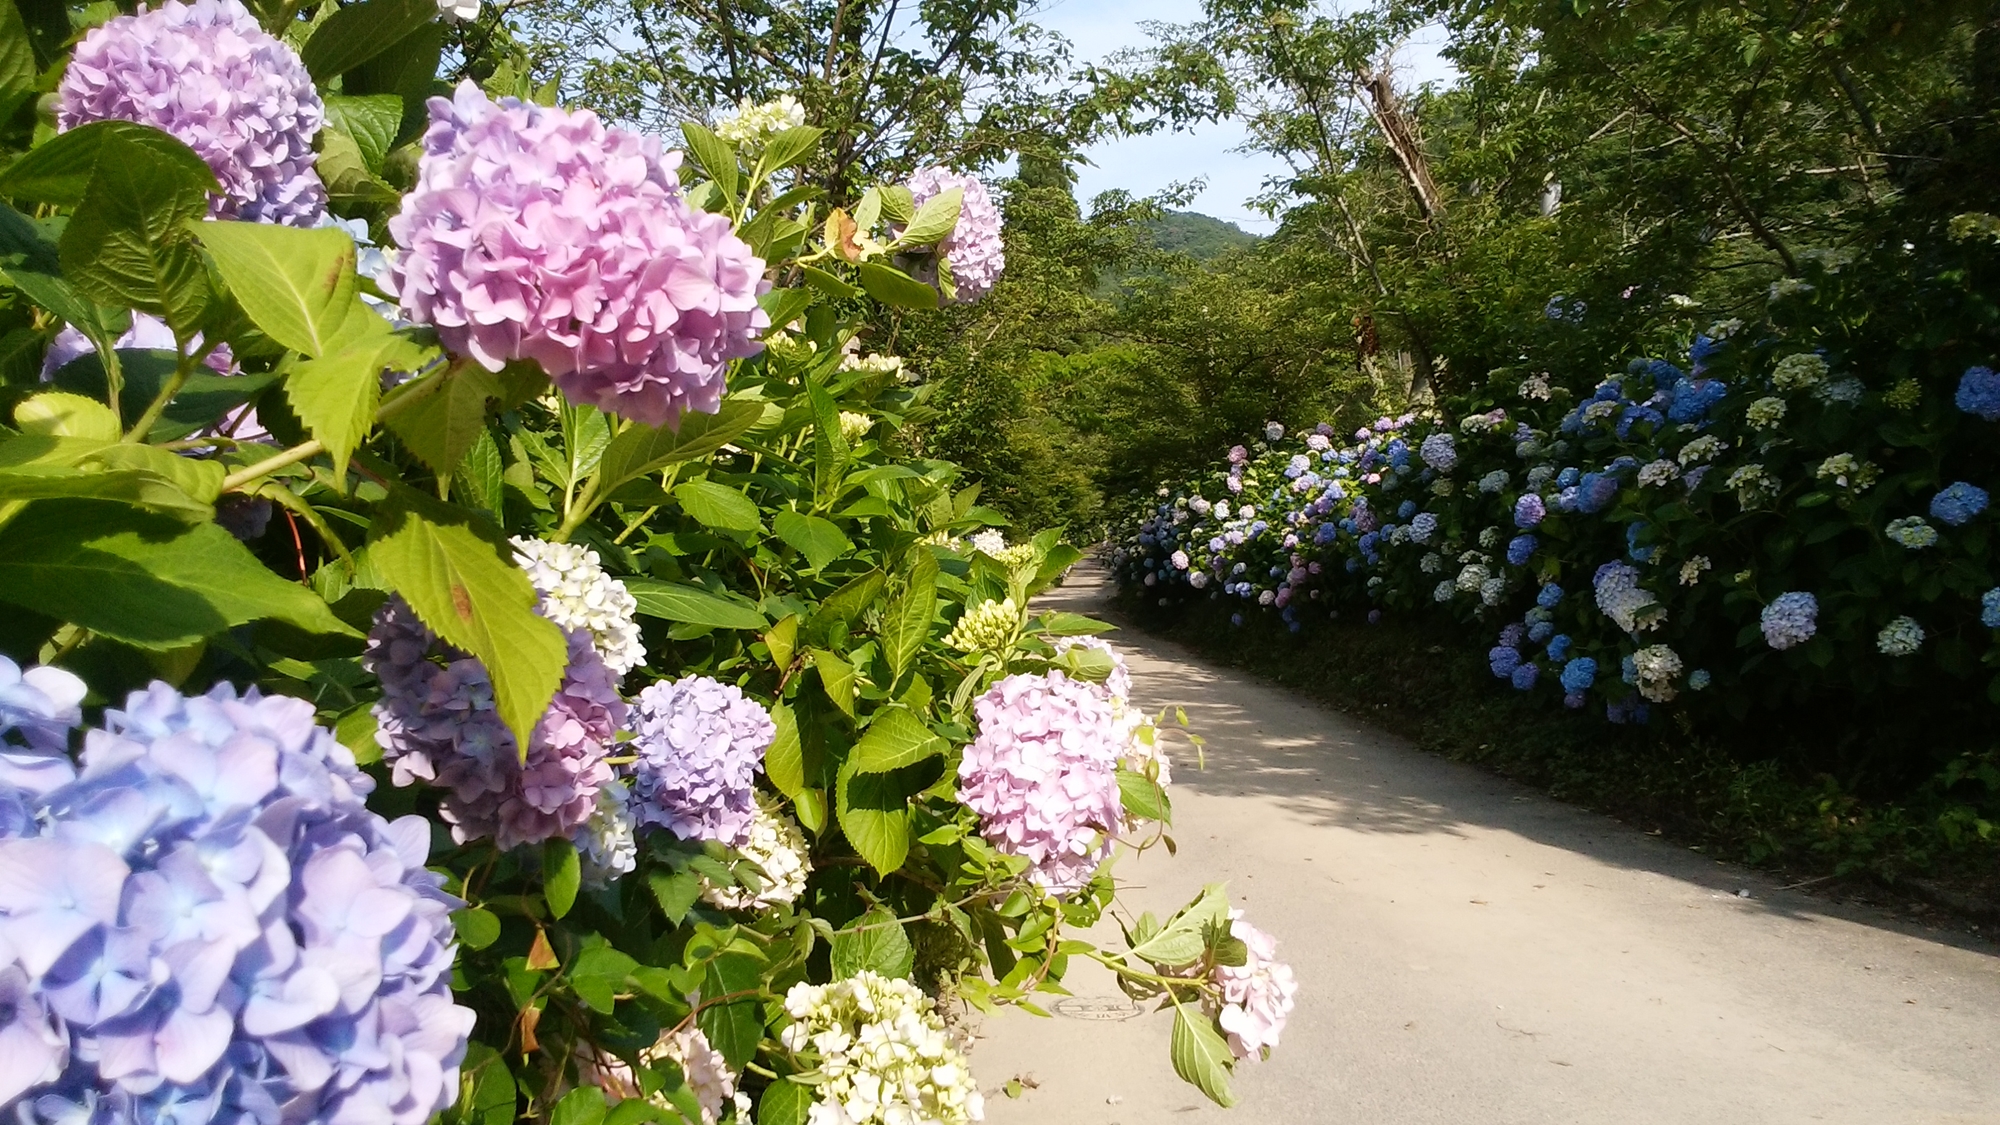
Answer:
1506, 534, 1538, 566
1957, 366, 2000, 421
628, 675, 775, 846
59, 0, 325, 225
364, 598, 624, 850
389, 83, 769, 427
1, 680, 471, 1120
906, 167, 1005, 302
1930, 481, 1989, 526
1761, 592, 1818, 650
1514, 494, 1546, 528
1575, 472, 1620, 514
1498, 623, 1527, 648
1418, 432, 1456, 471
960, 671, 1124, 893
0, 658, 86, 810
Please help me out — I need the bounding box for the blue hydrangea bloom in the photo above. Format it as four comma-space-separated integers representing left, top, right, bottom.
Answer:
1626, 521, 1655, 562
1666, 378, 1727, 422
1514, 494, 1546, 528
1617, 405, 1665, 438
1576, 472, 1620, 514
1546, 634, 1572, 662
1557, 467, 1581, 488
1409, 512, 1438, 543
1, 679, 471, 1122
1761, 592, 1819, 649
1957, 366, 2000, 421
1489, 646, 1523, 679
1560, 657, 1598, 692
1689, 334, 1723, 367
1528, 621, 1555, 644
1511, 663, 1539, 691
1930, 482, 1989, 526
1314, 523, 1339, 545
1983, 588, 2000, 629
1507, 534, 1538, 566
1538, 583, 1564, 608
1688, 670, 1712, 690
1397, 500, 1417, 520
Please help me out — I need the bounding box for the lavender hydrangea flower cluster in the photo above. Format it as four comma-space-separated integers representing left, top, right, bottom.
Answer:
59, 0, 326, 225
1419, 432, 1456, 471
906, 167, 1005, 303
364, 598, 624, 850
628, 675, 775, 845
389, 83, 770, 426
0, 657, 86, 823
0, 676, 471, 1121
1211, 911, 1299, 1061
1593, 561, 1662, 634
960, 671, 1125, 894
1761, 592, 1818, 649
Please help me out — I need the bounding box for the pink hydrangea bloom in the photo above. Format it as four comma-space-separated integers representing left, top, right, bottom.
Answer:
363, 599, 624, 850
1213, 910, 1298, 1060
960, 670, 1124, 893
906, 167, 1005, 302
388, 83, 770, 426
58, 0, 326, 226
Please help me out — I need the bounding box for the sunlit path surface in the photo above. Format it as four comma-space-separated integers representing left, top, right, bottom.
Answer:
973, 562, 2000, 1125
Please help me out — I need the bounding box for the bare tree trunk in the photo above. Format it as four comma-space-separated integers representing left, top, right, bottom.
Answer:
1360, 70, 1442, 222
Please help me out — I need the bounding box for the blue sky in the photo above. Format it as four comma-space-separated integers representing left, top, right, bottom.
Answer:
1030, 0, 1458, 233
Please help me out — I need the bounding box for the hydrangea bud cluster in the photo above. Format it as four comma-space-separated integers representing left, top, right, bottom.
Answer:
906, 167, 1005, 303
1211, 911, 1298, 1061
512, 536, 647, 674
1761, 592, 1819, 649
701, 805, 811, 911
0, 676, 471, 1121
59, 0, 327, 226
643, 1026, 751, 1125
714, 94, 806, 147
389, 83, 770, 426
628, 675, 775, 845
943, 597, 1020, 653
779, 972, 982, 1125
960, 671, 1125, 893
363, 598, 624, 850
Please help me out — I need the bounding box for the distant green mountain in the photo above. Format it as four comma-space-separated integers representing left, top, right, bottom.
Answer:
1140, 211, 1260, 259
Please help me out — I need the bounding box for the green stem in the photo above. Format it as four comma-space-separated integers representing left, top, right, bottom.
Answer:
123, 349, 201, 443
219, 370, 434, 493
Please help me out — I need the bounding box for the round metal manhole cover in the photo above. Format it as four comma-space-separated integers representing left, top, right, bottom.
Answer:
1051, 996, 1146, 1021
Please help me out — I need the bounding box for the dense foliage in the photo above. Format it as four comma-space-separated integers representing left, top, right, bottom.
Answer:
0, 0, 1299, 1120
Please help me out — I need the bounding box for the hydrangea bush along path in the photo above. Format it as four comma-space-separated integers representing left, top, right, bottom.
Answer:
976, 562, 2000, 1124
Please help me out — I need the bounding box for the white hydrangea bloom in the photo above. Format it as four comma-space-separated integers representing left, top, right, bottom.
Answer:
780, 972, 983, 1125
1638, 459, 1679, 487
967, 529, 1007, 556
574, 780, 638, 885
1679, 556, 1711, 586
838, 411, 874, 443
436, 0, 480, 22
644, 1026, 751, 1125
703, 806, 811, 911
715, 94, 807, 147
1631, 644, 1683, 702
1771, 353, 1828, 391
1677, 435, 1727, 465
511, 537, 646, 674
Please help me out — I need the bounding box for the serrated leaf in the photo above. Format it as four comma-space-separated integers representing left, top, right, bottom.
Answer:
850, 707, 943, 774
679, 122, 740, 201
322, 94, 402, 171
194, 221, 357, 356
543, 837, 580, 919
881, 550, 937, 683
366, 494, 567, 750
855, 262, 938, 310
626, 579, 768, 630
800, 265, 861, 299
1032, 611, 1115, 636
455, 1044, 518, 1125
755, 126, 824, 174
59, 143, 210, 335
758, 1081, 813, 1125
0, 0, 36, 124
460, 427, 505, 522
1170, 1005, 1237, 1107
773, 510, 851, 571
285, 313, 424, 489
836, 766, 910, 876
15, 392, 120, 440
811, 649, 857, 719
765, 702, 804, 797
385, 362, 500, 477
301, 0, 436, 80
594, 397, 765, 493
674, 478, 762, 533
897, 186, 963, 246
831, 906, 914, 980
697, 952, 766, 1069
1117, 768, 1170, 825
648, 869, 702, 925
0, 500, 356, 649
0, 121, 218, 207
550, 1086, 607, 1125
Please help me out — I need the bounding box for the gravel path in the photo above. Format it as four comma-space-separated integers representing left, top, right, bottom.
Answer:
971, 562, 2000, 1125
